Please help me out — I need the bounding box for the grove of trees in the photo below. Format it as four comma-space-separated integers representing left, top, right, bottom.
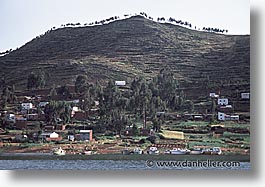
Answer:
69, 68, 193, 134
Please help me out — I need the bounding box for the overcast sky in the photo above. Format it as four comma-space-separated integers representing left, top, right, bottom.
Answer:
0, 0, 249, 52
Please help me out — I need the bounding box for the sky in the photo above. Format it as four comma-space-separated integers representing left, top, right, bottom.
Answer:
0, 0, 250, 52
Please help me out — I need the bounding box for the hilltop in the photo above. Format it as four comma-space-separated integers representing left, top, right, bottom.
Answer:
0, 15, 249, 89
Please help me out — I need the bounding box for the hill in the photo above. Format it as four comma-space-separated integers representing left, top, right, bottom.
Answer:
0, 15, 249, 90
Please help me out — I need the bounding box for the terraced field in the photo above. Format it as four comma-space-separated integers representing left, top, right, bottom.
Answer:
0, 15, 249, 91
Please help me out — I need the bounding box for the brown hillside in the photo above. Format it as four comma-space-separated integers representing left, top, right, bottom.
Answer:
0, 15, 250, 89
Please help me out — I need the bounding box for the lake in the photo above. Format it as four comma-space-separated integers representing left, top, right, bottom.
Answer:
0, 160, 250, 170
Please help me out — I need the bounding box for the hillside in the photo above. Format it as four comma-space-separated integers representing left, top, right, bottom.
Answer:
0, 15, 250, 90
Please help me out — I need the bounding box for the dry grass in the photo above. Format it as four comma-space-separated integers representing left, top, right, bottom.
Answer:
159, 130, 184, 140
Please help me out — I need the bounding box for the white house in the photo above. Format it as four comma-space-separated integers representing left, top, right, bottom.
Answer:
218, 112, 225, 121
209, 93, 219, 98
21, 103, 33, 110
241, 93, 250, 99
68, 135, 75, 141
219, 105, 232, 109
49, 132, 59, 138
71, 106, 79, 117
115, 81, 126, 86
217, 98, 228, 106
5, 113, 16, 123
38, 101, 49, 107
218, 112, 239, 121
76, 130, 93, 141
225, 115, 239, 121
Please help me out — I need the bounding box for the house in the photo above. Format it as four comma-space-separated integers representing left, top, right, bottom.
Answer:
225, 115, 239, 121
209, 93, 219, 98
210, 124, 226, 137
40, 132, 62, 141
50, 132, 59, 138
72, 99, 80, 104
55, 124, 66, 131
73, 111, 87, 120
15, 119, 27, 130
67, 135, 75, 141
65, 99, 80, 104
5, 114, 15, 123
115, 81, 126, 86
38, 101, 49, 107
26, 114, 39, 121
21, 103, 33, 110
218, 112, 239, 121
75, 130, 93, 141
44, 125, 55, 132
217, 98, 228, 106
71, 106, 79, 117
193, 115, 204, 121
217, 105, 233, 112
15, 134, 28, 142
241, 93, 250, 99
218, 112, 225, 121
94, 101, 99, 106
15, 115, 27, 121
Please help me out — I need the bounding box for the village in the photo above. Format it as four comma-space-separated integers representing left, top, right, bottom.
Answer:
0, 71, 250, 158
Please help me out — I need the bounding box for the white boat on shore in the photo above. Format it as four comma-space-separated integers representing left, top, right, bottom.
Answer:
164, 150, 171, 154
170, 148, 189, 155
121, 149, 131, 155
82, 150, 92, 155
212, 147, 222, 155
52, 147, 66, 156
201, 147, 222, 155
133, 147, 143, 154
190, 148, 202, 155
147, 147, 159, 155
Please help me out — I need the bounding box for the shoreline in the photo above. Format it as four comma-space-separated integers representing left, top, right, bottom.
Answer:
0, 153, 250, 162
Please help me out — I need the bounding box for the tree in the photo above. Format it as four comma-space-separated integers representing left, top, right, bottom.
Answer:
75, 75, 89, 95
60, 104, 71, 124
187, 100, 194, 113
57, 85, 70, 99
210, 98, 217, 122
27, 71, 45, 90
1, 95, 7, 109
152, 116, 161, 132
132, 124, 139, 136
110, 110, 128, 136
1, 85, 16, 108
49, 86, 57, 100
79, 90, 93, 112
44, 101, 71, 125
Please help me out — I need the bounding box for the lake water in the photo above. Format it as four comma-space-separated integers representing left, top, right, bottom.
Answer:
0, 160, 250, 170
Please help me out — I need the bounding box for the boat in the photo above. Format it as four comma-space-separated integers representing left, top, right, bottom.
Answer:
190, 148, 202, 155
147, 147, 159, 155
82, 150, 92, 155
164, 149, 171, 154
201, 148, 212, 155
211, 147, 222, 155
133, 147, 143, 154
121, 149, 131, 155
53, 147, 66, 156
201, 147, 222, 155
170, 148, 189, 155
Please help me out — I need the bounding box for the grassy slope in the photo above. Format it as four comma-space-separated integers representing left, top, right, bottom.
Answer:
0, 16, 249, 90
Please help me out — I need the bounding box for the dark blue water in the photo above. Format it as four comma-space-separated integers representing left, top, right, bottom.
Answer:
0, 160, 250, 170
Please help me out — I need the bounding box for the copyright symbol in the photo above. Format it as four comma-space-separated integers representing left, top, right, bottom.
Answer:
146, 160, 154, 167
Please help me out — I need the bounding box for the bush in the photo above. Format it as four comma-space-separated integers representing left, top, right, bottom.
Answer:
146, 136, 156, 144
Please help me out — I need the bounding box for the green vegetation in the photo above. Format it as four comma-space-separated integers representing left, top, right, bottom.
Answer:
27, 71, 46, 90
